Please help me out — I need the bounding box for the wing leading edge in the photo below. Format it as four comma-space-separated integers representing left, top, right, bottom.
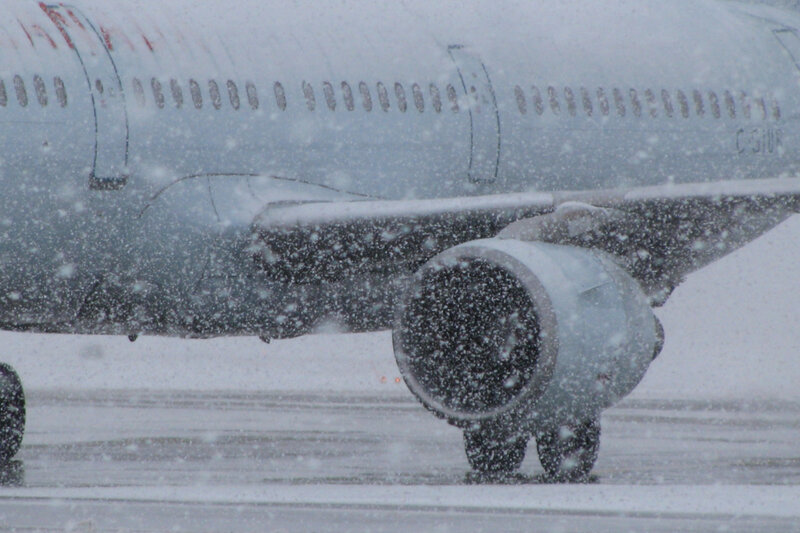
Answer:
251, 177, 800, 302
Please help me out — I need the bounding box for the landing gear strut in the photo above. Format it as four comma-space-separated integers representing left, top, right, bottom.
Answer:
536, 419, 600, 482
0, 363, 25, 463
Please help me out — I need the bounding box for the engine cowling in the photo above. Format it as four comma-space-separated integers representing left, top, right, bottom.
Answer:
393, 239, 660, 430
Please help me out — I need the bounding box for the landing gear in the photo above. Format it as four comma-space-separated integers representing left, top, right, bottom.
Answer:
463, 424, 528, 474
536, 419, 600, 482
0, 363, 25, 463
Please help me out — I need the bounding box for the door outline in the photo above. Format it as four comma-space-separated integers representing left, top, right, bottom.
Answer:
448, 45, 501, 184
42, 3, 130, 190
774, 28, 800, 73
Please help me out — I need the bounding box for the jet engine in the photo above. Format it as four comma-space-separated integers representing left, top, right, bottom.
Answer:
393, 239, 661, 479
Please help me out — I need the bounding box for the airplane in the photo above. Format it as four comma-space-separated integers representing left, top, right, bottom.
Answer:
1, 0, 800, 482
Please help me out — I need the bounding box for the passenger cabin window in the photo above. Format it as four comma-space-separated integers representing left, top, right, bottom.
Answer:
0, 80, 7, 107
531, 86, 544, 115
359, 82, 372, 111
95, 79, 104, 94
772, 99, 781, 120
547, 86, 560, 114
676, 90, 689, 118
580, 87, 593, 116
412, 83, 424, 112
596, 88, 609, 116
514, 85, 526, 114
395, 83, 407, 112
151, 78, 165, 109
209, 80, 222, 110
755, 97, 767, 120
708, 91, 721, 119
629, 88, 642, 117
377, 82, 390, 112
33, 75, 47, 106
430, 84, 442, 113
693, 90, 704, 117
446, 84, 459, 112
564, 87, 577, 116
14, 76, 28, 107
303, 81, 316, 111
342, 82, 354, 111
246, 81, 259, 110
739, 92, 750, 119
274, 82, 287, 110
644, 89, 658, 117
170, 79, 183, 108
189, 79, 203, 109
613, 88, 625, 117
227, 80, 240, 110
661, 89, 674, 118
724, 91, 735, 118
323, 81, 336, 111
468, 85, 479, 108
132, 78, 145, 106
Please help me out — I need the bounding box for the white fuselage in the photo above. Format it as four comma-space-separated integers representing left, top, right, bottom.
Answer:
1, 0, 800, 334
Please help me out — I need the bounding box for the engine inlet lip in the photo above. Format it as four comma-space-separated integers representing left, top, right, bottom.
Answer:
393, 242, 559, 423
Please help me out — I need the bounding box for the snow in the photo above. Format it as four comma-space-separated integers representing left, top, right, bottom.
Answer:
254, 191, 554, 227
4, 217, 800, 400
0, 329, 406, 394
634, 214, 800, 401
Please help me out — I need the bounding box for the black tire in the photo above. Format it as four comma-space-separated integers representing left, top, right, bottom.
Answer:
536, 419, 600, 482
0, 363, 25, 463
464, 425, 527, 474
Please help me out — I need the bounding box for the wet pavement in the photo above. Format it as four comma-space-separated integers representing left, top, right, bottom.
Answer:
1, 390, 800, 531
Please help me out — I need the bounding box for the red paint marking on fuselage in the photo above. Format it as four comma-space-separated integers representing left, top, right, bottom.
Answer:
32, 25, 59, 49
100, 26, 114, 51
142, 33, 154, 52
65, 8, 86, 31
131, 21, 155, 52
39, 2, 74, 49
104, 24, 136, 52
64, 7, 99, 50
17, 20, 35, 48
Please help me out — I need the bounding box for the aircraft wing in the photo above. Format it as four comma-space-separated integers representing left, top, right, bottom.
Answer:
251, 177, 800, 301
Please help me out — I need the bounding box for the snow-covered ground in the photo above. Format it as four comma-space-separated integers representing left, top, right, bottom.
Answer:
2, 216, 800, 400
12, 485, 800, 519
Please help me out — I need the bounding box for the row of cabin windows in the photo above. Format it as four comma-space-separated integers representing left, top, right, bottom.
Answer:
514, 85, 781, 121
131, 78, 264, 111
302, 81, 461, 113
11, 74, 777, 124
0, 75, 67, 108
129, 78, 464, 114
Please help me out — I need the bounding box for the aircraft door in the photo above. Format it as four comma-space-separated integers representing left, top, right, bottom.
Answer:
42, 3, 129, 190
774, 28, 800, 71
448, 45, 500, 183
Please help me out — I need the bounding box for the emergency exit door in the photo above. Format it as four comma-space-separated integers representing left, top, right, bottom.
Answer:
448, 45, 501, 183
42, 3, 129, 190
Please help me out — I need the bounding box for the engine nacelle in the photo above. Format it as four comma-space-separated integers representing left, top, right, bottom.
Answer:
393, 239, 660, 431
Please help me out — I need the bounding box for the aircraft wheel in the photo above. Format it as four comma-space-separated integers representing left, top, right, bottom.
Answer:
536, 419, 600, 482
464, 424, 527, 474
0, 363, 25, 463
